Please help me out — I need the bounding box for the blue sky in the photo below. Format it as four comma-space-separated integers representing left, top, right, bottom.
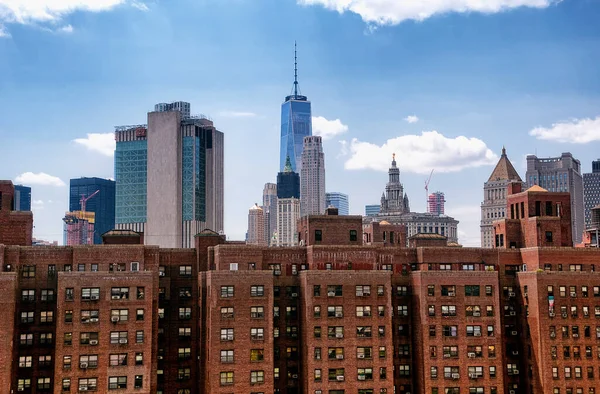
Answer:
1, 0, 599, 245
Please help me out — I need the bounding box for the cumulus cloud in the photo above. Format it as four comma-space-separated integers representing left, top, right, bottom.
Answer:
312, 116, 349, 140
297, 0, 559, 26
218, 111, 257, 118
404, 115, 419, 124
344, 131, 497, 174
15, 172, 66, 187
529, 116, 600, 144
73, 133, 116, 157
0, 0, 146, 35
58, 24, 73, 33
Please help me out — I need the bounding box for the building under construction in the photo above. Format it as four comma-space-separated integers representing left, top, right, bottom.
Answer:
62, 210, 95, 245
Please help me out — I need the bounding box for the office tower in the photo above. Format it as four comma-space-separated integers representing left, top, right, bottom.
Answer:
276, 156, 300, 246
12, 185, 31, 211
326, 192, 349, 215
365, 204, 381, 216
584, 159, 600, 228
526, 152, 583, 244
480, 147, 522, 248
154, 101, 191, 119
247, 203, 266, 246
280, 43, 312, 173
114, 102, 224, 248
300, 136, 326, 216
63, 211, 95, 245
380, 154, 410, 214
262, 183, 277, 245
69, 177, 115, 244
427, 192, 446, 215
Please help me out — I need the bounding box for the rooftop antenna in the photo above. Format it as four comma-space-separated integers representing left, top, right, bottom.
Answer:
294, 41, 299, 98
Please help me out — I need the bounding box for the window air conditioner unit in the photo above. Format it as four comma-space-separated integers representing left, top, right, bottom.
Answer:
80, 362, 88, 369
473, 312, 481, 317
508, 292, 516, 297
549, 312, 555, 317
335, 312, 343, 318
336, 376, 344, 381
80, 387, 88, 391
509, 391, 516, 394
467, 352, 476, 358
328, 292, 336, 297
274, 270, 281, 276
89, 340, 98, 346
336, 333, 343, 339
511, 331, 518, 336
159, 271, 165, 277
452, 373, 460, 379
550, 332, 556, 338
89, 318, 99, 323
443, 354, 451, 358
448, 292, 455, 297
573, 333, 579, 338
291, 293, 298, 298
358, 375, 366, 380
474, 332, 481, 337
510, 311, 516, 316
336, 354, 344, 360
357, 354, 365, 359
90, 295, 99, 300
119, 338, 128, 344
513, 370, 519, 375
571, 292, 577, 297
111, 316, 120, 323
562, 313, 568, 318
111, 295, 121, 300
292, 374, 298, 379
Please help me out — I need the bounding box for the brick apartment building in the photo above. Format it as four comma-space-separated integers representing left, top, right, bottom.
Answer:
3, 181, 600, 393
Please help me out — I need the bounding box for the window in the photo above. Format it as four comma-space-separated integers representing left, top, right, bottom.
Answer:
38, 355, 52, 368
397, 285, 409, 296
136, 309, 144, 321
443, 325, 458, 337
356, 285, 371, 296
314, 326, 322, 338
315, 230, 322, 242
357, 368, 373, 381
488, 345, 496, 358
40, 311, 54, 323
178, 368, 191, 380
79, 355, 98, 368
328, 285, 343, 297
442, 305, 457, 317
37, 376, 51, 389
468, 366, 484, 378
63, 356, 72, 369
314, 285, 321, 296
179, 307, 192, 320
378, 305, 385, 316
429, 325, 436, 337
328, 306, 343, 318
443, 346, 459, 358
546, 231, 553, 242
110, 309, 128, 322
62, 379, 71, 392
108, 376, 127, 390
251, 328, 264, 340
80, 332, 99, 345
109, 354, 127, 366
17, 379, 31, 391
487, 325, 495, 336
377, 285, 385, 296
428, 285, 435, 296
22, 265, 35, 278
466, 305, 481, 317
250, 349, 264, 361
19, 356, 32, 368
328, 326, 344, 338
220, 371, 234, 386
328, 368, 345, 381
466, 325, 482, 337
465, 285, 481, 296
220, 286, 234, 298
135, 353, 143, 365
65, 288, 74, 301
251, 286, 265, 297
398, 344, 410, 357
251, 306, 265, 319
81, 288, 100, 300
63, 332, 72, 345
40, 332, 53, 345
431, 366, 438, 378
441, 285, 456, 296
221, 307, 234, 319
313, 306, 321, 318
250, 370, 264, 384
398, 364, 410, 377
356, 347, 372, 359
21, 289, 35, 302
314, 347, 322, 360
20, 333, 33, 345
357, 326, 373, 338
397, 305, 409, 316
21, 311, 34, 323
110, 331, 128, 344
356, 306, 371, 317
179, 265, 192, 276
134, 376, 143, 389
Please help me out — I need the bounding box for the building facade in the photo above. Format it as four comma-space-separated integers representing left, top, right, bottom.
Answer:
365, 204, 381, 217
69, 177, 116, 244
114, 102, 224, 248
380, 154, 410, 214
13, 185, 31, 211
263, 183, 278, 245
276, 157, 301, 247
481, 148, 523, 248
0, 181, 32, 246
583, 159, 600, 229
326, 192, 349, 216
63, 211, 96, 246
526, 153, 583, 244
300, 136, 326, 217
427, 192, 445, 215
247, 203, 267, 246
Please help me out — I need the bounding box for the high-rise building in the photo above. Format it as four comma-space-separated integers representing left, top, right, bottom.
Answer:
154, 101, 191, 119
584, 159, 600, 229
114, 102, 224, 248
300, 136, 326, 216
280, 43, 312, 173
276, 156, 300, 246
365, 204, 381, 216
262, 183, 277, 245
69, 177, 115, 244
480, 147, 522, 248
526, 152, 583, 244
247, 204, 266, 246
326, 192, 349, 215
12, 185, 31, 211
63, 211, 95, 245
427, 191, 446, 215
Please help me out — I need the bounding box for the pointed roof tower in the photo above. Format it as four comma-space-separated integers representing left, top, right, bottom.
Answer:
487, 147, 522, 182
283, 155, 294, 173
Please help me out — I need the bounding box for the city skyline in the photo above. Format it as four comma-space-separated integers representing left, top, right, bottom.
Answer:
1, 0, 600, 246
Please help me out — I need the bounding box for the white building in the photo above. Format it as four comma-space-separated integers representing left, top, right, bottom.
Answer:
300, 136, 326, 217
247, 203, 266, 246
276, 197, 300, 247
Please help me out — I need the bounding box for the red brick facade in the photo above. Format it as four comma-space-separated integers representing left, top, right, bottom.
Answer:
0, 181, 33, 246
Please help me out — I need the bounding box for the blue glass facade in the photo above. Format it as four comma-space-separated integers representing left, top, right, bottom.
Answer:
326, 192, 349, 216
280, 98, 312, 172
182, 131, 207, 222
115, 140, 147, 226
13, 185, 31, 211
69, 177, 116, 244
365, 204, 381, 216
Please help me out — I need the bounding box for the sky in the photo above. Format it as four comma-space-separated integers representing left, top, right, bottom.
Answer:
1, 0, 599, 246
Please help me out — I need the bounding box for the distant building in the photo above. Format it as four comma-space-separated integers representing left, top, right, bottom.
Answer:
276, 156, 300, 247
427, 191, 446, 215
365, 204, 381, 216
262, 183, 278, 245
300, 136, 326, 216
584, 159, 600, 229
13, 185, 31, 211
526, 152, 583, 244
31, 238, 59, 246
63, 211, 95, 246
114, 102, 224, 248
380, 154, 410, 214
481, 147, 523, 248
326, 192, 349, 215
69, 177, 115, 244
247, 204, 266, 246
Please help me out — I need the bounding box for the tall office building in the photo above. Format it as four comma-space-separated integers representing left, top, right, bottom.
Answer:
114, 102, 224, 248
276, 156, 300, 247
247, 204, 266, 246
526, 152, 583, 244
262, 183, 277, 245
427, 192, 446, 215
154, 101, 191, 119
300, 136, 326, 216
69, 177, 115, 244
326, 192, 349, 215
365, 204, 381, 216
480, 147, 523, 248
584, 159, 600, 229
280, 43, 312, 173
12, 185, 31, 211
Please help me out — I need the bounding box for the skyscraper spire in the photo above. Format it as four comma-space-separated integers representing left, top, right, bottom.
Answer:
294, 41, 299, 98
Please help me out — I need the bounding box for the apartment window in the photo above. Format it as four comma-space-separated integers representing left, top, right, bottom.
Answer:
221, 307, 234, 319
314, 285, 321, 296
356, 326, 372, 338
356, 306, 372, 317
22, 265, 36, 278
62, 379, 71, 392
397, 305, 409, 316
428, 305, 436, 316
80, 332, 99, 345
314, 368, 322, 382
178, 287, 192, 299
135, 353, 143, 365
466, 325, 482, 337
314, 347, 322, 360
442, 305, 457, 317
220, 372, 234, 386
328, 368, 345, 381
250, 349, 264, 362
35, 379, 52, 393
398, 364, 411, 377
20, 333, 33, 345
251, 286, 265, 297
17, 379, 31, 391
19, 356, 32, 368
40, 332, 53, 345
81, 288, 100, 300
40, 289, 55, 302
110, 331, 128, 344
328, 285, 343, 297
485, 285, 493, 296
357, 368, 373, 381
134, 376, 143, 389
487, 325, 495, 336
286, 347, 299, 359
179, 307, 192, 320
468, 366, 484, 378
221, 286, 234, 298
328, 306, 343, 318
78, 378, 97, 392
398, 344, 410, 357
465, 305, 481, 317
443, 366, 460, 379
489, 366, 497, 377
178, 368, 191, 380
314, 306, 321, 318
379, 346, 387, 358
486, 305, 494, 316
441, 285, 456, 296
488, 345, 496, 357
443, 346, 459, 358
220, 328, 234, 341
378, 305, 385, 316
465, 285, 481, 296
110, 309, 128, 322
65, 288, 74, 301
377, 285, 385, 296
431, 366, 438, 378
135, 309, 144, 321
356, 347, 372, 359
427, 285, 435, 296
109, 354, 127, 366
21, 289, 35, 302
507, 364, 519, 376
328, 326, 344, 338
429, 325, 436, 337
21, 311, 34, 323
63, 333, 72, 346
220, 350, 234, 363
546, 231, 553, 242
397, 285, 409, 296
251, 306, 265, 319
314, 326, 322, 338
356, 285, 371, 296
315, 230, 322, 242
63, 355, 72, 369
179, 265, 192, 276
251, 328, 264, 340
443, 326, 458, 337
79, 355, 98, 369
40, 311, 54, 323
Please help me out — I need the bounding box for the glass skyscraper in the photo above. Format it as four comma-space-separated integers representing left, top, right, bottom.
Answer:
69, 177, 116, 244
326, 192, 349, 215
13, 185, 31, 211
280, 43, 312, 172
115, 134, 148, 231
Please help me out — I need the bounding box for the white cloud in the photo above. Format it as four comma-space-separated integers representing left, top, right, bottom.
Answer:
218, 111, 258, 118
73, 133, 116, 157
529, 116, 600, 144
0, 0, 146, 35
404, 115, 419, 124
312, 116, 349, 140
345, 130, 498, 174
58, 24, 73, 33
298, 0, 559, 26
15, 172, 66, 187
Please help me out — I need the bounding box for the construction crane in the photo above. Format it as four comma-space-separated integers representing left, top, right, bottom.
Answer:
80, 190, 100, 213
425, 169, 434, 212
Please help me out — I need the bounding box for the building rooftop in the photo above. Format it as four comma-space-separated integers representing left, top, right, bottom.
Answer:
487, 147, 522, 182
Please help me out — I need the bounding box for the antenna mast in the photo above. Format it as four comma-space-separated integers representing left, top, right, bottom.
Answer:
294, 41, 298, 98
